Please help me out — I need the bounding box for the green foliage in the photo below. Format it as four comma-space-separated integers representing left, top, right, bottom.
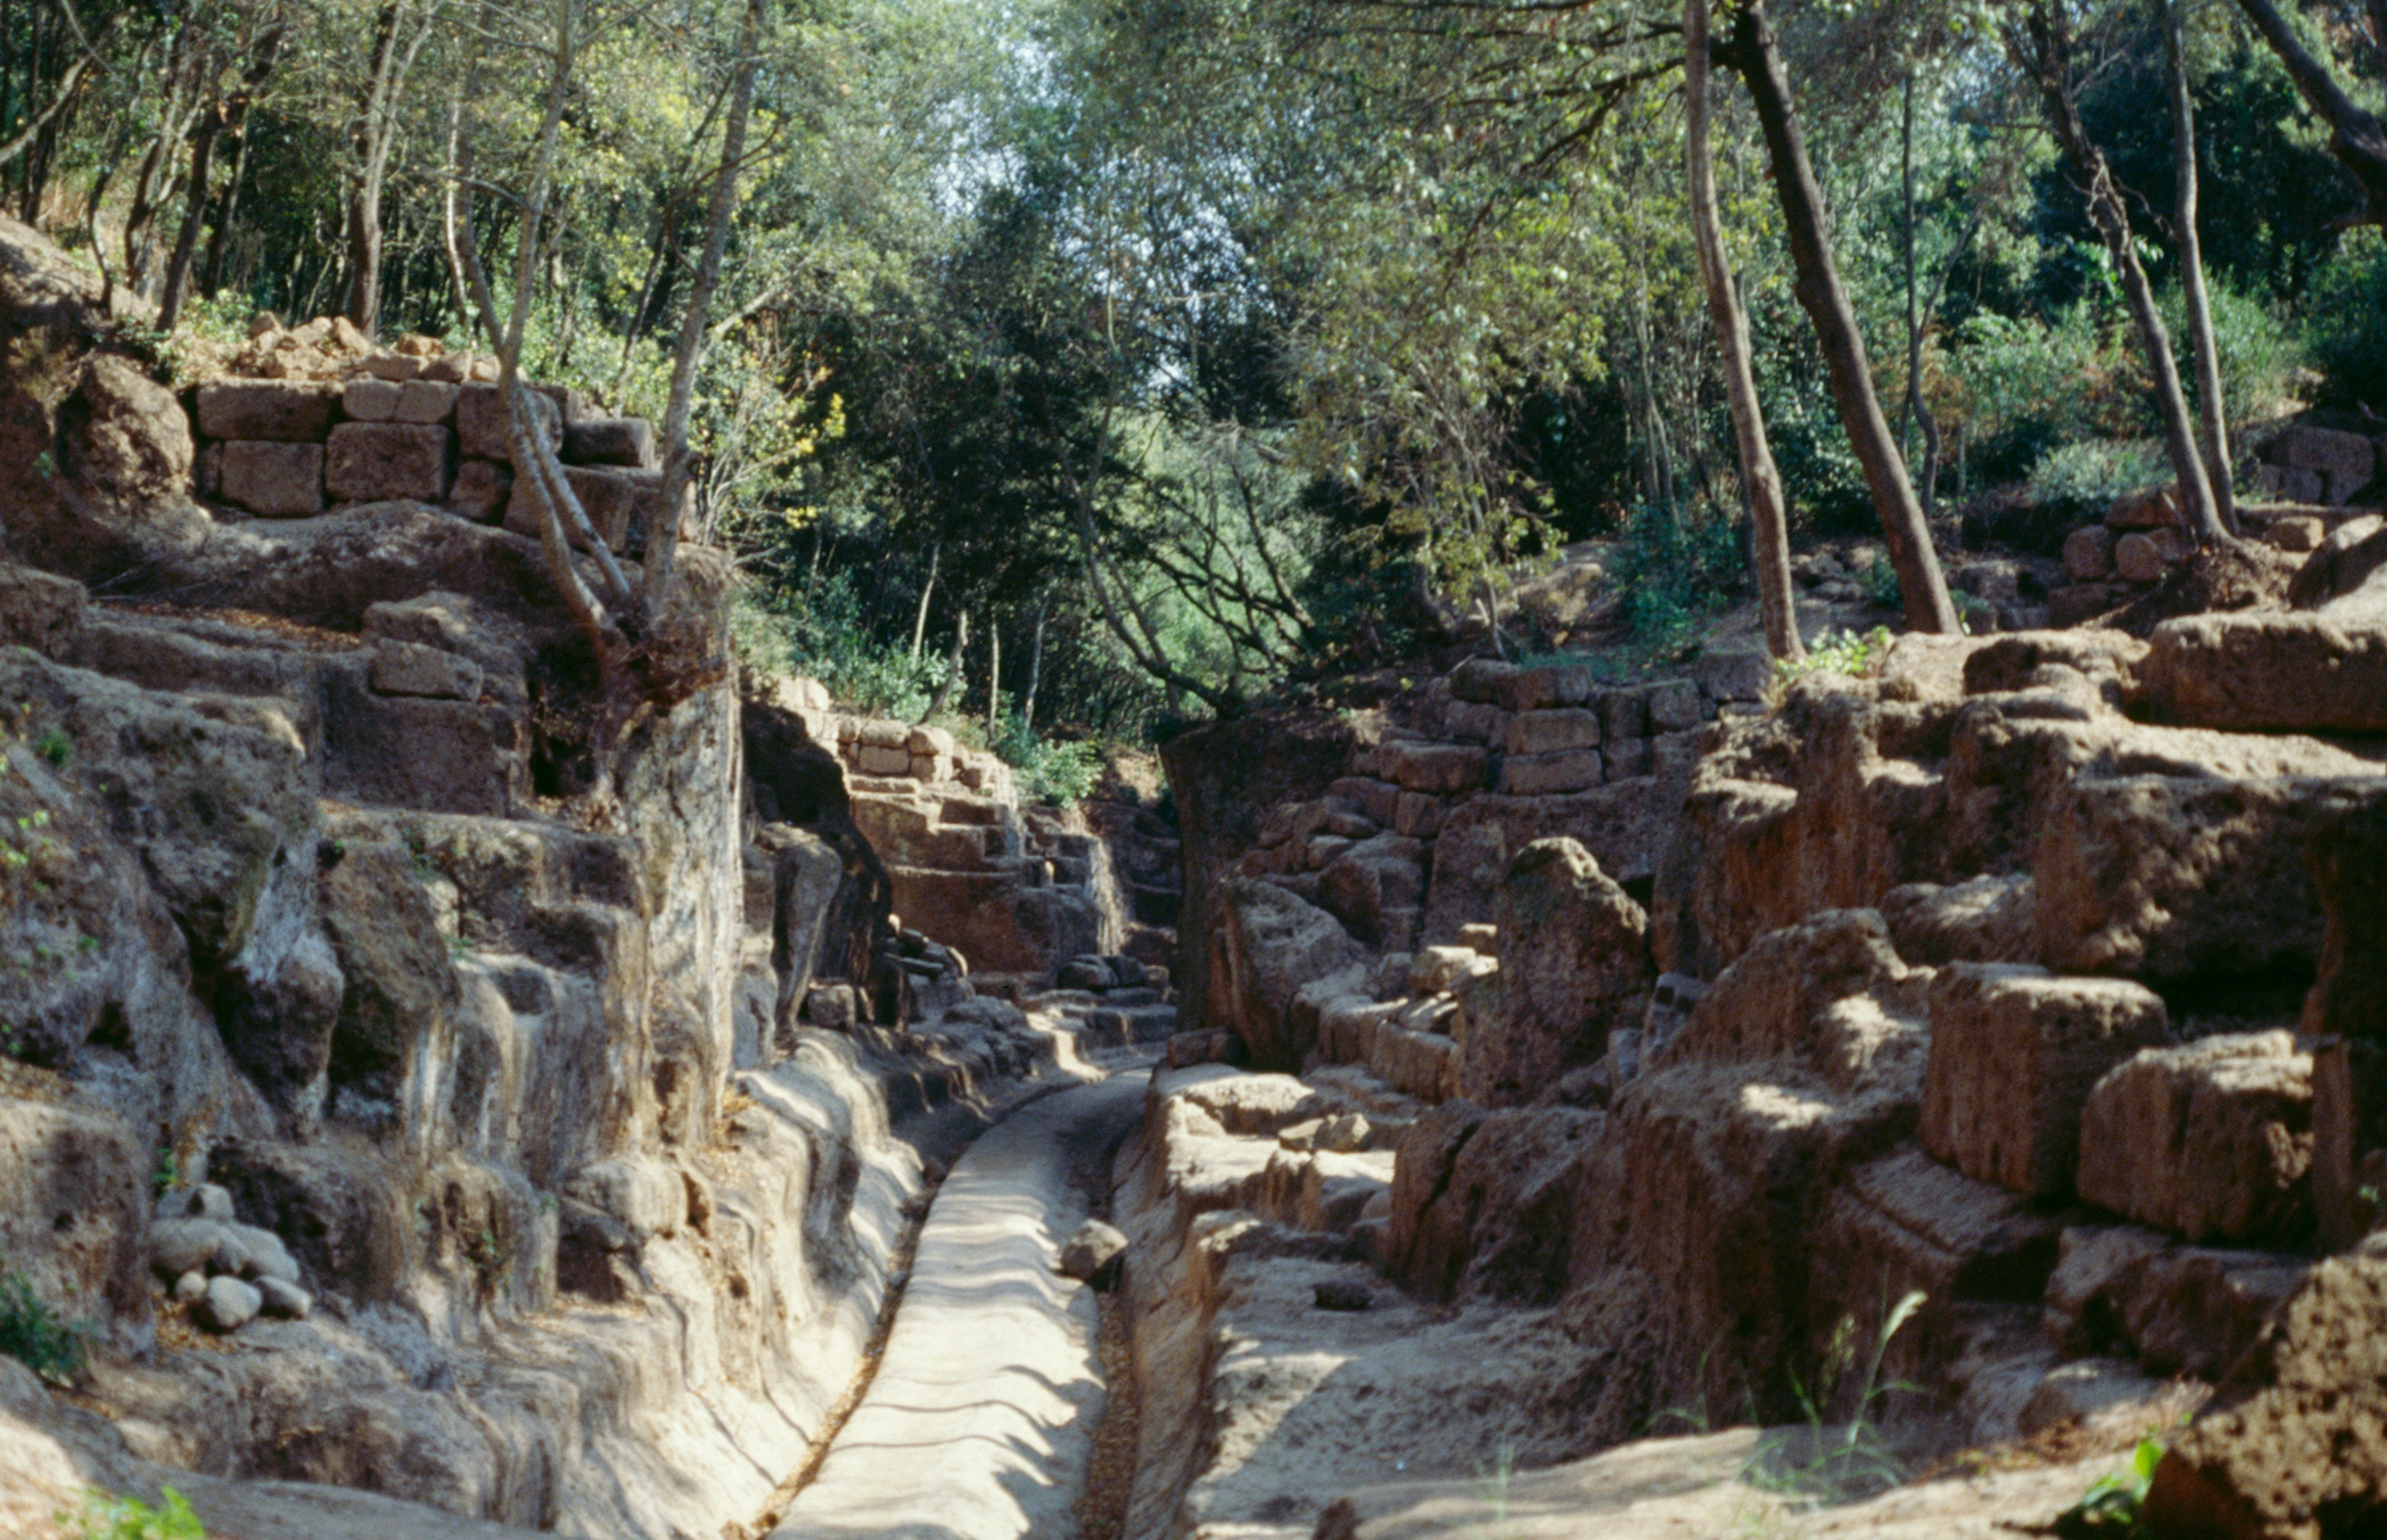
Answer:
994, 716, 1103, 808
62, 1487, 208, 1540
733, 579, 952, 722
35, 728, 71, 770
1858, 553, 1902, 613
152, 1147, 182, 1199
2305, 232, 2387, 410
1742, 1289, 1928, 1507
0, 1271, 91, 1385
1770, 628, 1893, 701
2029, 439, 2171, 510
2058, 1437, 2165, 1536
1609, 504, 1744, 654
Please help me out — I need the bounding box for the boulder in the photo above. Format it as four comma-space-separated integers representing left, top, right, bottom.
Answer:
2139, 610, 2387, 733
195, 1274, 262, 1331
219, 439, 324, 516
1057, 1219, 1128, 1283
1920, 963, 2171, 1198
324, 421, 452, 504
2114, 528, 2189, 582
195, 380, 340, 441
2077, 1032, 2314, 1245
2063, 525, 2118, 580
1462, 838, 1650, 1105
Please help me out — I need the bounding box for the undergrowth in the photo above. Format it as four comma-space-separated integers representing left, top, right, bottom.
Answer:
0, 1270, 91, 1385
2053, 1437, 2164, 1537
1740, 1289, 1928, 1508
1768, 626, 1893, 702
60, 1486, 208, 1540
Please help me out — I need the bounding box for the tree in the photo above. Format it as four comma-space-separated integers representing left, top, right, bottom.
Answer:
2230, 0, 2387, 225
1685, 0, 1800, 661
343, 0, 437, 337
2168, 0, 2235, 529
2012, 0, 2230, 546
1716, 0, 1961, 635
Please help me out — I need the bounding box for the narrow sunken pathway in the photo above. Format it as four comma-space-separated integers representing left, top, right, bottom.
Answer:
770, 1071, 1147, 1540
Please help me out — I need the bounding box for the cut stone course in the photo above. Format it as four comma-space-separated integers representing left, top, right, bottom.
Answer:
2076, 1031, 2314, 1244
1921, 963, 2171, 1198
341, 377, 401, 421
1498, 750, 1603, 796
219, 440, 325, 516
195, 380, 339, 441
454, 381, 562, 461
1501, 708, 1600, 756
393, 378, 461, 424
324, 421, 451, 504
2140, 610, 2387, 733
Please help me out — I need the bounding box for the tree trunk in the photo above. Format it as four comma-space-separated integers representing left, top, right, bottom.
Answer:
646, 0, 763, 626
346, 0, 428, 339
986, 618, 1001, 741
1023, 595, 1047, 733
2170, 0, 2237, 531
157, 111, 220, 330
2020, 1, 2227, 547
1722, 0, 1959, 634
1686, 0, 1801, 661
911, 541, 940, 661
2232, 0, 2387, 225
921, 610, 967, 723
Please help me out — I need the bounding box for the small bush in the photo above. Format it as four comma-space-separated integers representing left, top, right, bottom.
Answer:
995, 715, 1103, 807
1609, 503, 1744, 653
62, 1486, 208, 1540
0, 1270, 91, 1384
1771, 626, 1894, 703
2029, 438, 2170, 510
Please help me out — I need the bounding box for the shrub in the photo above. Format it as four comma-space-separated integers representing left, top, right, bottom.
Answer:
2304, 230, 2387, 410
0, 1271, 91, 1384
1770, 626, 1893, 702
1609, 502, 1744, 653
2028, 439, 2171, 510
995, 715, 1103, 807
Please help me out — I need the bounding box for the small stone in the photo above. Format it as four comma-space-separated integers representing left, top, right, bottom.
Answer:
1312, 1278, 1373, 1311
225, 1221, 300, 1284
196, 1275, 262, 1331
172, 1270, 208, 1305
150, 1217, 232, 1278
155, 1183, 234, 1223
247, 311, 281, 339
1058, 1219, 1129, 1284
255, 1276, 312, 1319
2064, 525, 2119, 581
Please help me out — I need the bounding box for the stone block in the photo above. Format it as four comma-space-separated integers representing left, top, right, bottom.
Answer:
1465, 837, 1650, 1104
1391, 792, 1443, 839
564, 416, 658, 469
454, 381, 562, 461
2265, 516, 2326, 552
2064, 525, 2118, 580
1448, 658, 1514, 704
2115, 528, 2190, 583
219, 440, 324, 516
1331, 776, 1402, 826
324, 421, 451, 503
195, 380, 340, 442
502, 464, 665, 552
1502, 708, 1600, 755
2048, 583, 2125, 627
533, 382, 597, 426
370, 639, 482, 701
1598, 686, 1651, 741
1498, 749, 1603, 795
1691, 648, 1772, 703
2108, 486, 2181, 529
341, 377, 400, 422
358, 352, 424, 382
2274, 424, 2376, 485
446, 458, 512, 523
1647, 679, 1702, 731
2254, 462, 2326, 503
2140, 611, 2387, 733
1492, 664, 1591, 712
1442, 701, 1501, 743
1382, 742, 1488, 795
857, 744, 911, 776
2077, 1032, 2314, 1244
1603, 735, 1651, 781
393, 378, 460, 424
1921, 962, 2173, 1197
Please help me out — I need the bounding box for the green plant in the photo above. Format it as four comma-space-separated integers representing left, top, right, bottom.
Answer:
995, 715, 1104, 808
0, 1270, 91, 1385
61, 1485, 208, 1539
2057, 1437, 2164, 1536
35, 728, 70, 769
1609, 502, 1745, 654
1857, 553, 1901, 612
1742, 1289, 1927, 1507
1473, 1438, 1518, 1525
2028, 439, 2171, 510
152, 1147, 182, 1199
1769, 627, 1893, 701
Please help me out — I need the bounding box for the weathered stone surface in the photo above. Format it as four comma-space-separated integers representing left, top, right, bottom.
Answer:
1462, 838, 1650, 1105
324, 422, 451, 504
1057, 1218, 1128, 1281
1213, 878, 1369, 1068
1498, 749, 1604, 795
342, 377, 401, 421
0, 564, 85, 654
453, 380, 561, 461
2140, 610, 2387, 732
219, 439, 324, 516
502, 463, 664, 551
370, 638, 481, 700
564, 416, 657, 469
1816, 1145, 2064, 1331
2115, 528, 2189, 582
1501, 708, 1600, 756
316, 839, 460, 1111
2264, 515, 2325, 552
392, 378, 459, 424
1921, 963, 2171, 1198
1880, 875, 2036, 966
1317, 833, 1424, 950
1390, 1103, 1602, 1301
1423, 784, 1662, 941
2063, 525, 2118, 580
2289, 513, 2387, 608
2145, 1254, 2387, 1539
195, 380, 340, 441
1598, 687, 1651, 743
2108, 485, 2181, 529
1648, 679, 1702, 732
255, 1275, 313, 1318
1448, 658, 1514, 704
1381, 742, 1488, 795
444, 457, 511, 523
2077, 1032, 2314, 1245
196, 1274, 262, 1331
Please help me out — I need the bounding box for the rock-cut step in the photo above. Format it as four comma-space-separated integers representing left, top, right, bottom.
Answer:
770, 1072, 1147, 1540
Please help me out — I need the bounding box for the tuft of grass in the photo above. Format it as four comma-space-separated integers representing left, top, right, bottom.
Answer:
0, 1270, 91, 1385
60, 1486, 208, 1539
1768, 626, 1894, 703
1741, 1289, 1928, 1508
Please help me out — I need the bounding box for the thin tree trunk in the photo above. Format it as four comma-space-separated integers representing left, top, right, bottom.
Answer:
911, 541, 940, 661
2170, 0, 2237, 530
646, 0, 763, 625
921, 609, 967, 723
157, 111, 220, 329
986, 618, 1001, 741
439, 75, 471, 327
1023, 595, 1047, 734
1686, 0, 1801, 661
1899, 68, 1938, 522
2232, 0, 2387, 224
2019, 1, 2227, 547
1722, 0, 1959, 634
